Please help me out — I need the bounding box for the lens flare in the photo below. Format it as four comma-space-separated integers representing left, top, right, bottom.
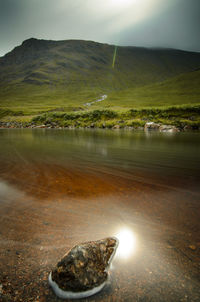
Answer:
112, 45, 118, 68
115, 228, 137, 259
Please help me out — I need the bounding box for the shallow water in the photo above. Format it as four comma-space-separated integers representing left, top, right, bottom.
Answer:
0, 129, 200, 301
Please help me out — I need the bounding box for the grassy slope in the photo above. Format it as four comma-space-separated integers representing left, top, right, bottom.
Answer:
0, 39, 200, 115
101, 69, 200, 109
0, 69, 200, 114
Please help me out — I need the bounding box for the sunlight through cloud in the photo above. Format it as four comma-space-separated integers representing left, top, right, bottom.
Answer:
110, 0, 134, 9
115, 228, 137, 259
86, 0, 175, 34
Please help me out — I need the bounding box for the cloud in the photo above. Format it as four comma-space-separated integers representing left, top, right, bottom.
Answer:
0, 0, 199, 56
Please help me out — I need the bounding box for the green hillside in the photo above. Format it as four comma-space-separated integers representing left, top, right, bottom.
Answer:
0, 38, 200, 114
103, 69, 200, 108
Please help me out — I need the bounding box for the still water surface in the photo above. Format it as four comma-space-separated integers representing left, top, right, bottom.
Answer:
0, 129, 200, 301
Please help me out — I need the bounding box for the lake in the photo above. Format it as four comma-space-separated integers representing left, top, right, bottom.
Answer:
0, 129, 200, 301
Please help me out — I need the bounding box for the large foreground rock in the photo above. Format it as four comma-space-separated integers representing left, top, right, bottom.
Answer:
49, 237, 119, 299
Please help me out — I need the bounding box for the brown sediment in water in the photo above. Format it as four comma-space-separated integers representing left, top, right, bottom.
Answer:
0, 162, 200, 301
0, 160, 199, 200
0, 161, 164, 202
0, 162, 120, 199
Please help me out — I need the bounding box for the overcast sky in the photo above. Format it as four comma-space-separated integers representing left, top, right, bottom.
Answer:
0, 0, 200, 56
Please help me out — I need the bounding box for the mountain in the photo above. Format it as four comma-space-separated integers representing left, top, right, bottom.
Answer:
0, 38, 200, 112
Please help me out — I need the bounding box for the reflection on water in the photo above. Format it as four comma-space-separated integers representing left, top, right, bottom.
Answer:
0, 179, 24, 202
0, 129, 200, 301
0, 129, 200, 196
115, 228, 137, 259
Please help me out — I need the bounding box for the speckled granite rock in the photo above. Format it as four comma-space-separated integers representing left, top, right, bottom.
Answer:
49, 237, 119, 299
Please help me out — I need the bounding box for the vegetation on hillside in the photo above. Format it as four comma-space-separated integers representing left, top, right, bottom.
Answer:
30, 105, 200, 129
1, 105, 199, 130
0, 38, 199, 127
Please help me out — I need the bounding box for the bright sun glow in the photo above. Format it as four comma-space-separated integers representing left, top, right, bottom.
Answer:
87, 0, 169, 34
110, 0, 134, 8
115, 228, 137, 259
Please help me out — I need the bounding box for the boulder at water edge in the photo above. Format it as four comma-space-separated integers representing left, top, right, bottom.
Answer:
49, 237, 119, 299
144, 122, 160, 130
159, 125, 179, 132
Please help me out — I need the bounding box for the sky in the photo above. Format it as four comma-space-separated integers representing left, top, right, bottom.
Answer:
0, 0, 200, 56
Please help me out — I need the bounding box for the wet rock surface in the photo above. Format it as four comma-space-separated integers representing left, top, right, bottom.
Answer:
50, 237, 118, 296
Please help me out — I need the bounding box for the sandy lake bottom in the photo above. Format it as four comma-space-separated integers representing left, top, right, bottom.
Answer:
0, 129, 200, 301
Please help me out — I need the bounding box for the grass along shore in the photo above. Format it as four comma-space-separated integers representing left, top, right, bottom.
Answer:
0, 104, 200, 130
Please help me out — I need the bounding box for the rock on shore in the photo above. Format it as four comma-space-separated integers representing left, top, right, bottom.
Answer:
49, 237, 119, 299
144, 122, 161, 131
159, 124, 179, 132
145, 122, 179, 132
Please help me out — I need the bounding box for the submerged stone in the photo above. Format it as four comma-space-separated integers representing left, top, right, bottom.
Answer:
49, 237, 119, 299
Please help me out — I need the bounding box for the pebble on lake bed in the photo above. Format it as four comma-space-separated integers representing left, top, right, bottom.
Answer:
49, 237, 119, 299
189, 245, 196, 250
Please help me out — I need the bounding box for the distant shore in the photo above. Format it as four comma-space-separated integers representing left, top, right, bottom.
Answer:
0, 121, 199, 132
0, 105, 200, 131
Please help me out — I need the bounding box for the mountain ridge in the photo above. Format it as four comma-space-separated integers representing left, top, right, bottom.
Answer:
1, 38, 200, 83
1, 37, 200, 59
0, 38, 200, 112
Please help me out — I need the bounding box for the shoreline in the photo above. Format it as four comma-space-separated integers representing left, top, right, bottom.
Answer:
0, 122, 199, 132
1, 105, 200, 131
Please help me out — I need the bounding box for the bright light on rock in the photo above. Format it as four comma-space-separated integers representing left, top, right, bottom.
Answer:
115, 228, 137, 259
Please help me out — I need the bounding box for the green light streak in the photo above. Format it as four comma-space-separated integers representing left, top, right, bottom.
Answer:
112, 45, 118, 69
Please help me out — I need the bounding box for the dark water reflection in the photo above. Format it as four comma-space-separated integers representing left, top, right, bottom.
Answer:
0, 129, 200, 301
